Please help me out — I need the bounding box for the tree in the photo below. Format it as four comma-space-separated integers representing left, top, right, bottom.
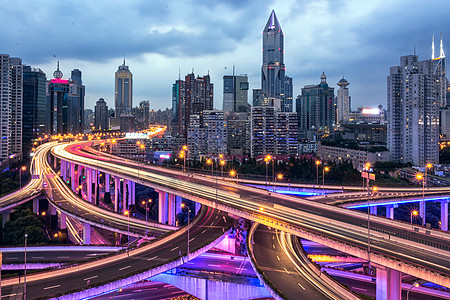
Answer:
2, 208, 49, 245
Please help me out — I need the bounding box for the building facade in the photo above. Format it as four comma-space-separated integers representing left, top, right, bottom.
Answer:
387, 54, 440, 165
261, 10, 293, 112
23, 66, 47, 152
336, 77, 350, 124
223, 74, 249, 113
94, 98, 109, 131
297, 72, 335, 139
115, 59, 133, 117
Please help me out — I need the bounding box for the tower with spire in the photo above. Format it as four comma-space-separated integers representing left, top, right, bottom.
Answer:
336, 77, 351, 124
115, 58, 133, 118
431, 33, 447, 107
260, 10, 293, 112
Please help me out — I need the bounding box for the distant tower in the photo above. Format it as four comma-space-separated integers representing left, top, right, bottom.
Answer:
115, 58, 133, 117
432, 34, 447, 107
261, 10, 292, 112
336, 77, 351, 123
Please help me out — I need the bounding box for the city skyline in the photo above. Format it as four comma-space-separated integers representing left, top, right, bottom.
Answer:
1, 0, 449, 110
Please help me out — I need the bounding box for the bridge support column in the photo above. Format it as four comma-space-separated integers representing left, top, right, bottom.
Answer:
385, 205, 394, 219
92, 169, 98, 205
82, 223, 91, 245
33, 198, 39, 214
420, 200, 426, 226
127, 181, 135, 206
168, 194, 176, 226
59, 212, 67, 230
441, 200, 449, 231
195, 202, 201, 214
157, 190, 168, 224
86, 167, 92, 203
376, 266, 401, 300
2, 211, 10, 227
105, 173, 110, 193
114, 177, 120, 212
70, 163, 76, 192
370, 206, 377, 215
61, 160, 67, 182
123, 179, 128, 212
175, 196, 182, 216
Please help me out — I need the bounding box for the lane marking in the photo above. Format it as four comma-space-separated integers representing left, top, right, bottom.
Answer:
2, 293, 22, 298
208, 264, 221, 267
32, 256, 44, 259
119, 265, 131, 271
276, 255, 280, 261
84, 275, 98, 281
44, 285, 61, 290
171, 247, 179, 251
189, 238, 195, 242
284, 267, 290, 274
297, 283, 305, 290
201, 230, 206, 234
353, 287, 367, 291
57, 256, 70, 259
147, 256, 158, 261
272, 244, 275, 249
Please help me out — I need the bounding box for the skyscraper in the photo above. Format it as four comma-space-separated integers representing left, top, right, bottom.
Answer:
387, 54, 440, 165
10, 57, 23, 156
115, 59, 133, 117
47, 62, 85, 135
23, 65, 47, 152
94, 98, 109, 131
336, 77, 351, 123
261, 10, 293, 112
172, 72, 213, 138
297, 73, 335, 139
223, 72, 249, 113
432, 34, 447, 107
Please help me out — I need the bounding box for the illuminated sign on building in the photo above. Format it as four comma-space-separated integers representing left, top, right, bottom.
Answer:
361, 108, 380, 115
125, 133, 148, 139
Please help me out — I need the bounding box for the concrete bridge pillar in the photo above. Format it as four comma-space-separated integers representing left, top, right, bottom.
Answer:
92, 169, 98, 205
59, 211, 67, 230
195, 202, 201, 214
420, 200, 426, 226
370, 206, 377, 215
70, 163, 76, 192
127, 181, 135, 206
105, 173, 110, 193
123, 179, 128, 212
176, 196, 183, 216
441, 200, 449, 231
376, 266, 401, 300
114, 177, 120, 212
86, 167, 93, 203
385, 205, 394, 219
61, 160, 67, 182
2, 211, 10, 227
33, 198, 39, 214
76, 164, 81, 191
82, 223, 91, 245
168, 194, 176, 226
157, 190, 168, 224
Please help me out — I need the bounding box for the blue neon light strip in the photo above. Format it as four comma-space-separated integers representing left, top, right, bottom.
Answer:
347, 196, 450, 209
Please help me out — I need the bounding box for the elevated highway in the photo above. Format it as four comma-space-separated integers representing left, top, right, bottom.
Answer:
52, 142, 450, 290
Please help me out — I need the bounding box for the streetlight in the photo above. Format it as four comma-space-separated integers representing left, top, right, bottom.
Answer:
275, 173, 283, 192
416, 173, 425, 225
181, 203, 191, 255
20, 166, 26, 189
220, 160, 225, 177
411, 209, 419, 226
24, 233, 28, 300
407, 282, 420, 300
142, 200, 152, 237
322, 166, 330, 193
124, 210, 130, 243
265, 155, 272, 187
180, 151, 185, 172
206, 159, 213, 177
182, 145, 188, 171
315, 160, 321, 186
367, 186, 378, 265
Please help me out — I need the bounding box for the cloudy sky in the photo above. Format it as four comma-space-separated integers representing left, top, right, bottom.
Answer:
1, 0, 449, 111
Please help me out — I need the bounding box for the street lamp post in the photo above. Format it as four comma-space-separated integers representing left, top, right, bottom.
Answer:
407, 282, 420, 300
180, 151, 185, 172
322, 166, 330, 194
275, 173, 283, 192
24, 233, 28, 300
206, 159, 213, 177
411, 209, 418, 227
182, 145, 188, 172
20, 166, 26, 189
265, 155, 272, 187
416, 173, 425, 225
220, 160, 225, 178
124, 210, 130, 243
142, 200, 151, 237
181, 203, 191, 255
315, 160, 321, 186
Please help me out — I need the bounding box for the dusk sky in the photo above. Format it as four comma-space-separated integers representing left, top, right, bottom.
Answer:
1, 0, 449, 111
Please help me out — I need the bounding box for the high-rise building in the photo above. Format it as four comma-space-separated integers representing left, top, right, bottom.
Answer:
297, 72, 335, 139
223, 73, 249, 113
226, 112, 250, 156
135, 100, 150, 130
47, 62, 85, 135
115, 59, 133, 117
261, 10, 293, 112
387, 54, 440, 165
10, 57, 23, 156
432, 34, 447, 107
94, 98, 109, 131
0, 55, 23, 163
251, 106, 297, 157
252, 89, 263, 106
336, 77, 351, 124
23, 65, 47, 152
172, 72, 213, 138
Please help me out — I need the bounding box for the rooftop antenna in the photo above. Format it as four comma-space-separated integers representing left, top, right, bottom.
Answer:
414, 43, 416, 56
440, 32, 446, 58
178, 67, 181, 80
432, 35, 435, 59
